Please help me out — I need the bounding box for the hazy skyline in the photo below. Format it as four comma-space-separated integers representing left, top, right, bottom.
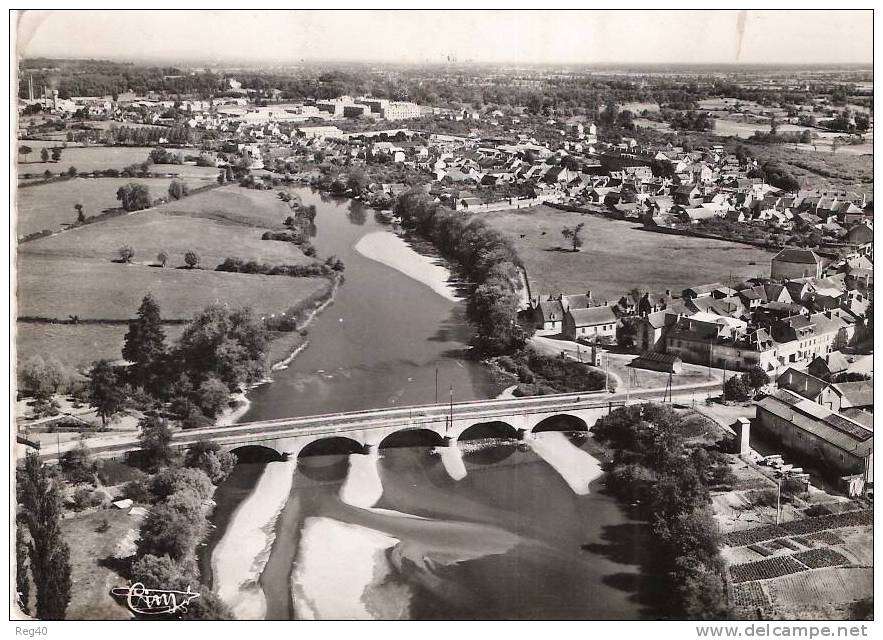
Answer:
16, 10, 873, 66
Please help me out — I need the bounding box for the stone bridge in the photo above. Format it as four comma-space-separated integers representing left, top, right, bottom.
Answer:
44, 391, 625, 462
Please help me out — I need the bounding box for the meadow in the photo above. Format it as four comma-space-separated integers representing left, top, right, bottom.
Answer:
18, 186, 307, 268
15, 322, 186, 369
16, 184, 330, 369
16, 177, 183, 237
16, 145, 192, 175
482, 205, 774, 302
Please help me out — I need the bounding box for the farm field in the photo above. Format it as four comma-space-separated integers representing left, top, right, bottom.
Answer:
16, 145, 191, 175
15, 322, 186, 370
18, 193, 311, 269
155, 183, 294, 227
17, 257, 330, 321
16, 177, 182, 237
763, 567, 873, 620
482, 205, 773, 301
16, 184, 332, 369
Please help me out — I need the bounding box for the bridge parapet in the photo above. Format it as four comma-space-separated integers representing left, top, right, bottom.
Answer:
36, 393, 624, 463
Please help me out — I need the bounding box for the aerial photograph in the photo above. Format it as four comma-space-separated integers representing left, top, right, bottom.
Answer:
9, 8, 875, 628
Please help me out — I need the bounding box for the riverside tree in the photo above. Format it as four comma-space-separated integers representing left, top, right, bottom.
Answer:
184, 440, 236, 484
17, 453, 72, 620
173, 304, 269, 389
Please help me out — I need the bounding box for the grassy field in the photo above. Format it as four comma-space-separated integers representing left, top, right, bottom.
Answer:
155, 184, 293, 228
483, 205, 774, 301
16, 185, 330, 369
58, 508, 136, 620
741, 142, 873, 193
18, 257, 329, 320
16, 145, 190, 175
15, 322, 188, 370
19, 187, 310, 269
16, 177, 184, 237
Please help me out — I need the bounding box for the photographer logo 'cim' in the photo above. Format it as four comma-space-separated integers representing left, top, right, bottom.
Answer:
111, 583, 200, 616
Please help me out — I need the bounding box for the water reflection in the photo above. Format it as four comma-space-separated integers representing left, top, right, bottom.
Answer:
347, 200, 367, 225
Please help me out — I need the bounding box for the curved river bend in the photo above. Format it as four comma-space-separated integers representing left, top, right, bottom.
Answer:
201, 189, 662, 620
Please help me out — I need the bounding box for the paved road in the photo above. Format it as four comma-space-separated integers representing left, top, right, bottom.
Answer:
30, 389, 622, 462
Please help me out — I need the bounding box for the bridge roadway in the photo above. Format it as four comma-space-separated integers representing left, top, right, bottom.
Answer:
41, 390, 624, 462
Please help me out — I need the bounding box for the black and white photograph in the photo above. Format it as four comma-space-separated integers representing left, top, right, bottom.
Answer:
7, 6, 877, 630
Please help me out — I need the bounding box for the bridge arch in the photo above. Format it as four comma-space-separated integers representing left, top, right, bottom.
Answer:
230, 445, 286, 463
532, 414, 589, 433
457, 421, 519, 442
298, 436, 365, 458
378, 428, 445, 449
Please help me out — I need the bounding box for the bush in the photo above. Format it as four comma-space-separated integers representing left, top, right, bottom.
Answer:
60, 441, 100, 484
196, 376, 230, 419
184, 250, 200, 269
136, 503, 203, 561
184, 440, 236, 484
150, 467, 214, 502
130, 554, 194, 591
723, 375, 751, 402
123, 478, 153, 503
69, 487, 105, 511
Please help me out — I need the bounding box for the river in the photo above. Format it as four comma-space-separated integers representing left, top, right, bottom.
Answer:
201, 189, 663, 620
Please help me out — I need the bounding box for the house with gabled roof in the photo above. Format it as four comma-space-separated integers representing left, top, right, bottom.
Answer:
771, 248, 823, 280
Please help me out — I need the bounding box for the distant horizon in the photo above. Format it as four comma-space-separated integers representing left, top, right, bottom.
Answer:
16, 10, 873, 67
18, 54, 875, 71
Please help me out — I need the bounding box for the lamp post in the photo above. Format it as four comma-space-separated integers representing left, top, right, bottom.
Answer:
447, 385, 454, 437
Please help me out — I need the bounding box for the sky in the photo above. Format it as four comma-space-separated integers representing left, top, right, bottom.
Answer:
16, 9, 874, 66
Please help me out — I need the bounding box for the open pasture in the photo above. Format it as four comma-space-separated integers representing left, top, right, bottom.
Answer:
16, 177, 178, 237
17, 256, 330, 322
482, 205, 773, 301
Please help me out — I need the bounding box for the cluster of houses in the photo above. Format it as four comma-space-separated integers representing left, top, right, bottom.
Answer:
531, 246, 872, 380
531, 246, 873, 495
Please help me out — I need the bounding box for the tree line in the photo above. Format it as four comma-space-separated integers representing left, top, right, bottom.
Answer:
394, 189, 529, 355
592, 404, 735, 619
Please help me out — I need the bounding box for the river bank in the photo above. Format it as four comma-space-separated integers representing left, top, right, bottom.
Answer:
354, 231, 460, 303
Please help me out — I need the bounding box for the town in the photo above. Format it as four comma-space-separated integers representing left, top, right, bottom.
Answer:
12, 12, 874, 628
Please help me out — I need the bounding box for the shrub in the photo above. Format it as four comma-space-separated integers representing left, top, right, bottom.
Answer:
130, 554, 193, 591
184, 440, 236, 484
723, 375, 751, 402
69, 487, 105, 511
196, 376, 230, 418
136, 503, 202, 562
60, 441, 100, 484
184, 251, 200, 269
123, 478, 153, 503
150, 467, 214, 502
118, 245, 135, 263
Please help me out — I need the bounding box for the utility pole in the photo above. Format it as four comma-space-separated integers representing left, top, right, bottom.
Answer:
435, 367, 439, 404
626, 368, 631, 405
776, 474, 783, 525
604, 350, 609, 391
